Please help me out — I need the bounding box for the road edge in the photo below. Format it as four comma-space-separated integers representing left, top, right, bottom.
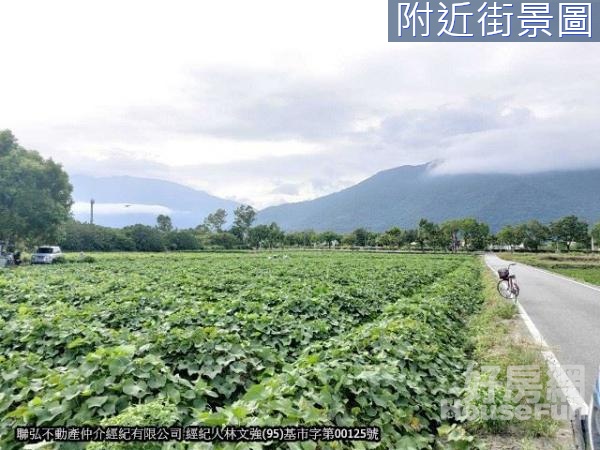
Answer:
483, 254, 590, 449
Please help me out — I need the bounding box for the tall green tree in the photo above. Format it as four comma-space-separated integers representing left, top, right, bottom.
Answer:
550, 215, 588, 252
248, 223, 283, 249
209, 232, 239, 250
461, 218, 490, 251
496, 225, 521, 251
378, 227, 403, 248
518, 220, 549, 252
123, 224, 165, 252
267, 222, 284, 248
382, 227, 404, 248
402, 229, 418, 247
0, 130, 73, 245
440, 220, 463, 252
319, 231, 342, 249
231, 204, 256, 242
248, 225, 270, 249
203, 208, 227, 233
166, 230, 201, 251
156, 214, 173, 232
347, 228, 369, 247
302, 230, 318, 247
432, 226, 452, 251
417, 219, 439, 251
285, 230, 316, 248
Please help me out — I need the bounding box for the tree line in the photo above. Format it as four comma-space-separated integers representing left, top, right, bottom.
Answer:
59, 206, 258, 252
59, 212, 600, 253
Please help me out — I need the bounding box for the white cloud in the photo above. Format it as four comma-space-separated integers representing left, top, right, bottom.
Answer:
431, 118, 600, 175
72, 202, 173, 216
1, 2, 599, 207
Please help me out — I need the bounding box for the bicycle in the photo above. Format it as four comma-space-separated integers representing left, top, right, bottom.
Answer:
497, 263, 520, 301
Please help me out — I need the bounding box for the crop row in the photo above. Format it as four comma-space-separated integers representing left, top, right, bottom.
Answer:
195, 262, 483, 448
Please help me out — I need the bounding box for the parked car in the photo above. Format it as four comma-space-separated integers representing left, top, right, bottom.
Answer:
31, 246, 63, 264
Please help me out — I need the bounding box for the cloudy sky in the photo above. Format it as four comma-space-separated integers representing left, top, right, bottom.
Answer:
1, 1, 599, 208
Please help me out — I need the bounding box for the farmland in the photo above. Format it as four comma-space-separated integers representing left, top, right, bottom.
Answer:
0, 252, 484, 449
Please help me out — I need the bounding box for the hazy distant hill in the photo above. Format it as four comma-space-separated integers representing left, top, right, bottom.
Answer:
257, 164, 600, 232
70, 175, 239, 229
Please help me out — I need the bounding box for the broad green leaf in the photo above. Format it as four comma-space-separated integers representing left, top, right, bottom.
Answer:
86, 396, 108, 408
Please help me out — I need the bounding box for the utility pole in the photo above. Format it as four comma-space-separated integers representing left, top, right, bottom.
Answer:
90, 198, 95, 225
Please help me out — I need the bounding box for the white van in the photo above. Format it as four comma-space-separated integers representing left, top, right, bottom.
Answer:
31, 246, 63, 264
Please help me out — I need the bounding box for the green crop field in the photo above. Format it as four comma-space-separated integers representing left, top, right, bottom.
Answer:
510, 253, 600, 286
0, 252, 483, 449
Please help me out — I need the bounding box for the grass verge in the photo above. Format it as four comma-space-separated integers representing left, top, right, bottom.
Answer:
509, 253, 600, 286
466, 262, 573, 449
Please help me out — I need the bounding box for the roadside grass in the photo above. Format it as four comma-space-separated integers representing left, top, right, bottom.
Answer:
553, 267, 600, 286
467, 264, 572, 448
509, 252, 600, 286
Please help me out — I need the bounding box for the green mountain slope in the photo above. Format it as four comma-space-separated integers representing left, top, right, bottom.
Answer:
257, 164, 600, 232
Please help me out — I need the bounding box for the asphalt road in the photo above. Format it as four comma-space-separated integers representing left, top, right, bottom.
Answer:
485, 253, 600, 402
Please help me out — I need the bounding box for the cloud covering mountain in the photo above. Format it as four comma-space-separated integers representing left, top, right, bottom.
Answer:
70, 175, 238, 229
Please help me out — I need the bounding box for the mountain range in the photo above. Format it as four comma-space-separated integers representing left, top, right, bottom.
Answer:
70, 164, 600, 232
256, 163, 600, 232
